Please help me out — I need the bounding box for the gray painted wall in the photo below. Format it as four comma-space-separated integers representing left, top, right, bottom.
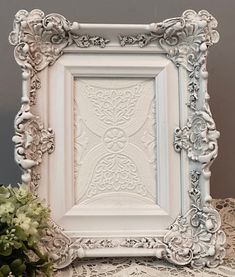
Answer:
0, 0, 234, 198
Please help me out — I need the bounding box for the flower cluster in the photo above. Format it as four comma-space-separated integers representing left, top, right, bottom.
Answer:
0, 184, 53, 276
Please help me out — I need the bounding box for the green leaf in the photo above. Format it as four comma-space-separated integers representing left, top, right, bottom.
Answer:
10, 258, 23, 267
0, 186, 11, 202
13, 241, 22, 249
10, 258, 27, 276
28, 236, 38, 247
0, 265, 10, 276
18, 264, 26, 274
0, 243, 12, 256
14, 226, 28, 241
0, 184, 53, 276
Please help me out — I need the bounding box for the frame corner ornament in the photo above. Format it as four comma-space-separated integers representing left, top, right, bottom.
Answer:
9, 9, 110, 74
9, 8, 226, 270
163, 171, 226, 268
119, 9, 219, 110
41, 171, 226, 269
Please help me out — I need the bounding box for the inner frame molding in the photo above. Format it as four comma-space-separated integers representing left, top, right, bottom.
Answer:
43, 55, 180, 237
9, 9, 226, 269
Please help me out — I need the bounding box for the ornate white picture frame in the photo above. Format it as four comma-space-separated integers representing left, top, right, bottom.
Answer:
9, 9, 226, 270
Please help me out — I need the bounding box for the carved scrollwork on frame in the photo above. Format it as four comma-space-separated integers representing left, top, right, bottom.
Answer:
118, 9, 225, 268
9, 8, 225, 271
12, 101, 55, 192
163, 171, 226, 268
119, 10, 219, 110
41, 220, 72, 266
9, 9, 109, 106
9, 9, 109, 75
174, 110, 220, 172
45, 172, 225, 269
9, 9, 110, 191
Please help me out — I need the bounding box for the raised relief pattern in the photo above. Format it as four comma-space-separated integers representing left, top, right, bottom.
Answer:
85, 154, 147, 199
174, 110, 219, 175
103, 128, 128, 153
118, 9, 224, 268
75, 78, 157, 205
10, 9, 225, 270
85, 82, 144, 126
9, 9, 109, 75
119, 10, 219, 111
52, 171, 225, 269
9, 9, 109, 191
12, 102, 55, 191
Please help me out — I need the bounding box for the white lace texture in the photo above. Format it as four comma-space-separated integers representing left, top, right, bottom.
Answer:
55, 198, 235, 277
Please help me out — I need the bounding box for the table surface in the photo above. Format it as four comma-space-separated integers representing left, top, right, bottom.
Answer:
55, 198, 235, 277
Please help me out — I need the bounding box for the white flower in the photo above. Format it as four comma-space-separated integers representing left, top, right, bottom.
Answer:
0, 202, 14, 214
27, 202, 43, 216
14, 213, 39, 235
0, 185, 11, 200
13, 184, 29, 201
0, 202, 15, 223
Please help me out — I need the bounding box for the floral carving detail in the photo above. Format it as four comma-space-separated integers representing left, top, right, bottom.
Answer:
119, 14, 224, 268
163, 171, 226, 267
9, 9, 109, 190
9, 9, 109, 75
72, 35, 109, 48
53, 171, 226, 268
80, 154, 148, 202
121, 238, 165, 250
119, 10, 219, 110
73, 238, 119, 250
53, 237, 166, 269
174, 110, 220, 173
103, 128, 128, 152
189, 170, 201, 207
30, 74, 41, 105
84, 82, 144, 126
41, 219, 72, 268
12, 102, 55, 190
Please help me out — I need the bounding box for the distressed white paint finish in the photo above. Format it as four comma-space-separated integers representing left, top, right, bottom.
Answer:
9, 9, 225, 270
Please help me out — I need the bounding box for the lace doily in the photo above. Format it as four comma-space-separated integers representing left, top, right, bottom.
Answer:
55, 198, 235, 277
